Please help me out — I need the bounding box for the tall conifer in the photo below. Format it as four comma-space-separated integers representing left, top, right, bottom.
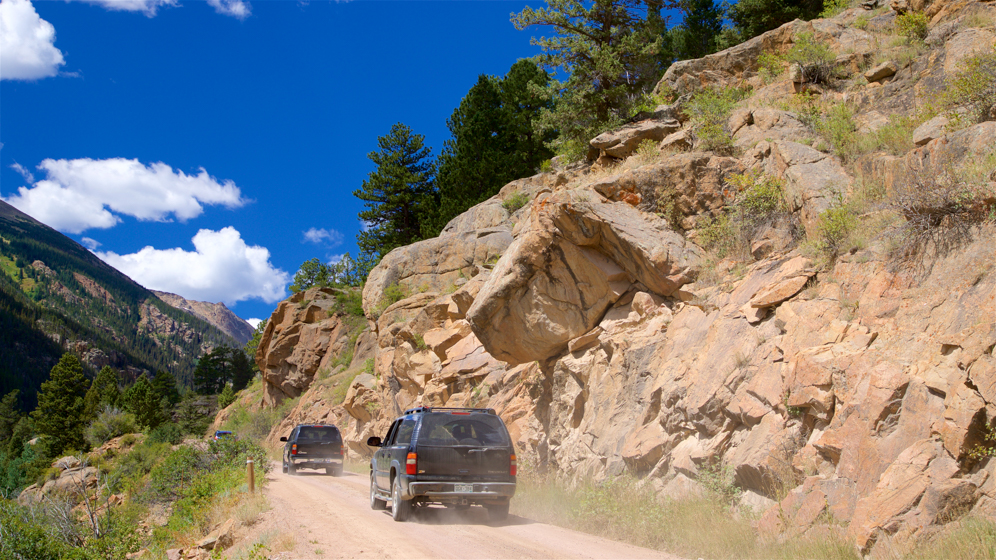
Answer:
31, 353, 89, 455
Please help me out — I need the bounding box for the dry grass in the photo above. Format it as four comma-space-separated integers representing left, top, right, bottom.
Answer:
872, 515, 996, 560
511, 472, 858, 560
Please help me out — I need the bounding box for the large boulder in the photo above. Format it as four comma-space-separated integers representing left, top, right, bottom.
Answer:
467, 189, 701, 364
362, 229, 513, 315
590, 119, 682, 160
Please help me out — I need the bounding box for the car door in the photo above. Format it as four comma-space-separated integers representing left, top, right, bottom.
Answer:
375, 420, 400, 491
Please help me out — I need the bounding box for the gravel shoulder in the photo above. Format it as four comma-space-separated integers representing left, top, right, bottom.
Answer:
249, 463, 682, 560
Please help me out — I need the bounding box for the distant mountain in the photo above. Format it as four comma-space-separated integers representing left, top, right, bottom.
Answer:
0, 200, 241, 410
153, 291, 254, 345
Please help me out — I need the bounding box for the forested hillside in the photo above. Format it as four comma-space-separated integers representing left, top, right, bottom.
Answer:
0, 201, 238, 410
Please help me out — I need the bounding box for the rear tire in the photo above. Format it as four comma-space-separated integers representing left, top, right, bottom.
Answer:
282, 461, 288, 474
288, 463, 297, 476
370, 475, 387, 510
391, 477, 412, 522
325, 466, 334, 476
334, 465, 344, 476
487, 502, 509, 522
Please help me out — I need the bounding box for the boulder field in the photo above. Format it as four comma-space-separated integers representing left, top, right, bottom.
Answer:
245, 0, 996, 553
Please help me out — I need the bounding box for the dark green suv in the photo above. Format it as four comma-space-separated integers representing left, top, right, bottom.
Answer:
281, 424, 344, 476
367, 407, 517, 522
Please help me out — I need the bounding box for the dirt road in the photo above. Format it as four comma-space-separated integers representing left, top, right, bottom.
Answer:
254, 465, 681, 560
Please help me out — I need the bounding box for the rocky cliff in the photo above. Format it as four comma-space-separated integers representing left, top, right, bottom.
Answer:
153, 291, 255, 346
250, 1, 996, 553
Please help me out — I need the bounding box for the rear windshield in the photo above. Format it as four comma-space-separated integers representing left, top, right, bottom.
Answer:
297, 427, 341, 441
418, 413, 510, 447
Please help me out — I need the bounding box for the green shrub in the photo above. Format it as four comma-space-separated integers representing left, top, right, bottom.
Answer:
85, 406, 139, 448
698, 170, 792, 260
757, 52, 783, 82
502, 192, 530, 214
0, 500, 71, 560
147, 422, 183, 445
820, 0, 851, 18
812, 199, 858, 264
799, 100, 858, 160
539, 159, 553, 173
854, 14, 870, 29
333, 289, 364, 317
209, 437, 270, 475
686, 87, 749, 152
896, 11, 929, 42
149, 446, 207, 500
785, 33, 838, 85
943, 45, 996, 126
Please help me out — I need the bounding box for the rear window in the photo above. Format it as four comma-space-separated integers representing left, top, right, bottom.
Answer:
297, 427, 341, 441
418, 413, 510, 446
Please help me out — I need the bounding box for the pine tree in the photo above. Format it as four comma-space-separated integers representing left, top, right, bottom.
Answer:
426, 60, 554, 236
83, 366, 121, 421
31, 353, 90, 455
512, 0, 678, 158
663, 0, 724, 61
217, 384, 236, 409
724, 0, 823, 41
230, 351, 253, 393
193, 347, 231, 395
0, 390, 22, 442
353, 123, 437, 262
151, 370, 181, 406
123, 376, 168, 430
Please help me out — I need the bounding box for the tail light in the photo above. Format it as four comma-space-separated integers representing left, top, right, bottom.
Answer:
510, 453, 517, 476
340, 444, 345, 455
406, 452, 417, 475
291, 444, 297, 456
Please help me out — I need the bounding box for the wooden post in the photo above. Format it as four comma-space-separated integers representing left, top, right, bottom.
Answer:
247, 459, 255, 493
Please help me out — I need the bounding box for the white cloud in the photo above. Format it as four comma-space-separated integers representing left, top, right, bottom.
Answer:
207, 0, 250, 20
10, 162, 33, 183
77, 0, 176, 16
96, 227, 290, 305
303, 227, 343, 246
0, 0, 66, 81
246, 318, 262, 329
2, 157, 246, 234
80, 237, 101, 250
327, 253, 345, 265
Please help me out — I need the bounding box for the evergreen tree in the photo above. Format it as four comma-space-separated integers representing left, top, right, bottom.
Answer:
512, 0, 678, 158
245, 319, 267, 374
0, 390, 22, 442
427, 60, 554, 236
230, 351, 253, 393
353, 123, 437, 262
289, 258, 333, 293
193, 347, 231, 395
151, 370, 181, 407
30, 353, 90, 455
723, 0, 823, 41
664, 0, 724, 61
217, 384, 236, 409
123, 376, 168, 430
83, 366, 121, 421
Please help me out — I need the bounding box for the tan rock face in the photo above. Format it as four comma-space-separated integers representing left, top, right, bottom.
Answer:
590, 119, 682, 159
256, 287, 369, 406
362, 228, 512, 315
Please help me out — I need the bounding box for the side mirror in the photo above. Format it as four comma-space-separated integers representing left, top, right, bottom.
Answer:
366, 436, 382, 447
279, 437, 287, 442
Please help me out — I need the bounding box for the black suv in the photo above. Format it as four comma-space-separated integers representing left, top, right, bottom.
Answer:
280, 424, 344, 476
366, 407, 517, 522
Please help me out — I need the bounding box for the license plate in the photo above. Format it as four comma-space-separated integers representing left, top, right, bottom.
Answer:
454, 484, 473, 493
324, 458, 334, 463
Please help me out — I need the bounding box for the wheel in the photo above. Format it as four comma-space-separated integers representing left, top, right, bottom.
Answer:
282, 461, 288, 474
334, 465, 344, 477
370, 475, 387, 510
325, 466, 334, 476
288, 463, 297, 476
391, 477, 412, 522
487, 502, 509, 522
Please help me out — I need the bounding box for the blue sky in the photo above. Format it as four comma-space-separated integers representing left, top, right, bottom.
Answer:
1, 0, 560, 324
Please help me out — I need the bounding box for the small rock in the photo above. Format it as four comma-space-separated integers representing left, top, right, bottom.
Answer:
864, 61, 897, 83
53, 456, 81, 470
912, 115, 950, 146
659, 128, 693, 151
788, 63, 804, 84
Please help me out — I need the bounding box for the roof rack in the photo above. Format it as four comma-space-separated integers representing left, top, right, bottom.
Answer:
404, 406, 496, 415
